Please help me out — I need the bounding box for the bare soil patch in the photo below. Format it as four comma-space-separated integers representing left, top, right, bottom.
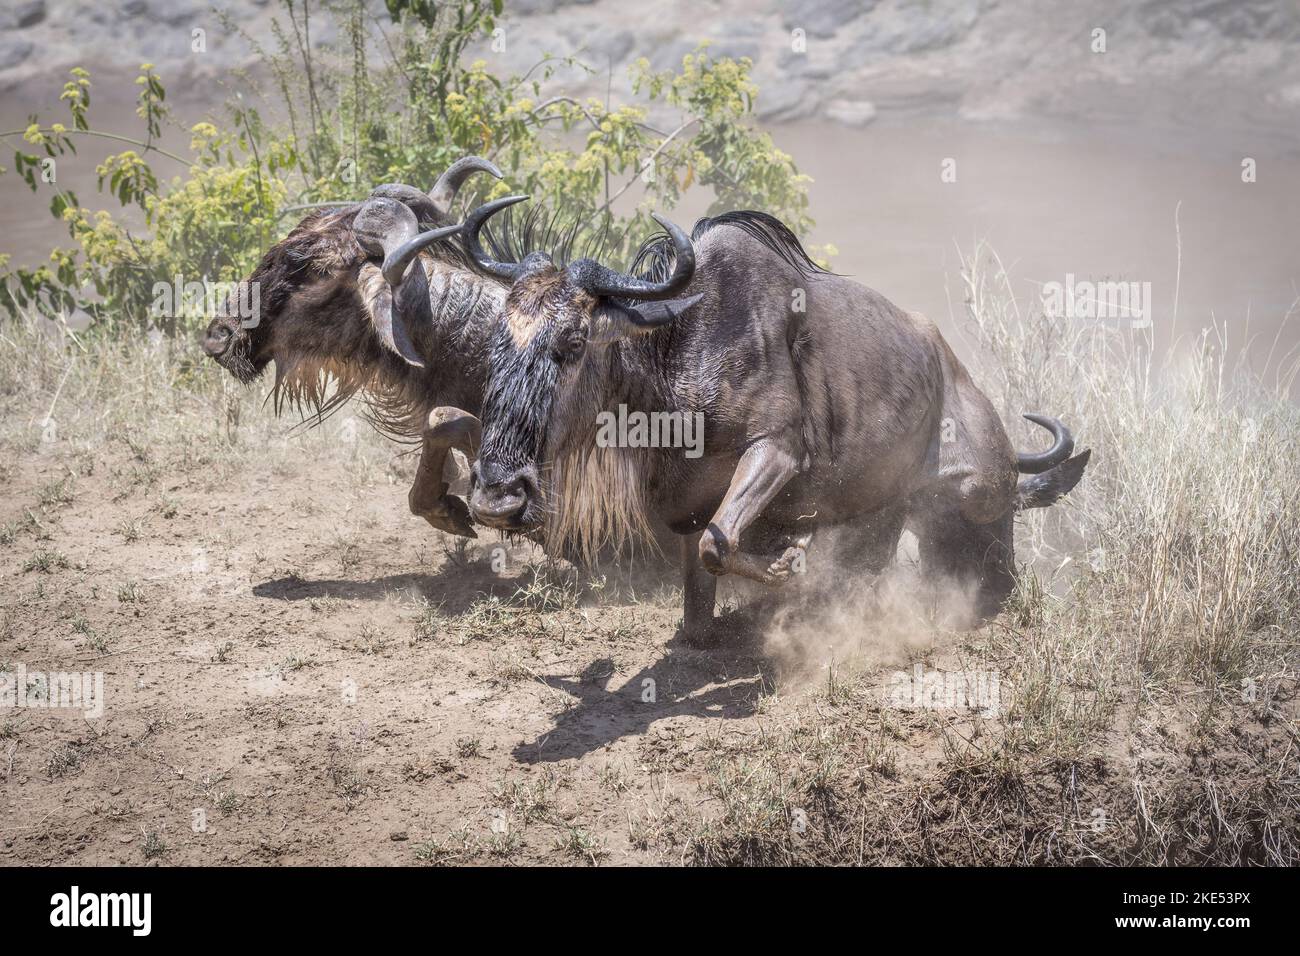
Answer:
1, 422, 1294, 866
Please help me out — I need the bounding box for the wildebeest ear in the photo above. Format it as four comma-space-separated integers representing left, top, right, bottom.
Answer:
588, 293, 703, 346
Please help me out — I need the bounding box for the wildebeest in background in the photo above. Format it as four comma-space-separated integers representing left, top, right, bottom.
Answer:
461, 199, 1091, 636
202, 157, 508, 536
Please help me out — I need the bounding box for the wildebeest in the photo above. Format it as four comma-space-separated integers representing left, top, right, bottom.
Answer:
202, 157, 508, 536
460, 200, 1091, 635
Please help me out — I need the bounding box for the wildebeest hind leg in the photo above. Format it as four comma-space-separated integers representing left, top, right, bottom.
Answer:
698, 440, 802, 585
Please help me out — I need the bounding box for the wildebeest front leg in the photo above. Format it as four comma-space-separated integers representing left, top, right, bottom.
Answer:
409, 406, 482, 538
681, 530, 719, 636
698, 440, 802, 585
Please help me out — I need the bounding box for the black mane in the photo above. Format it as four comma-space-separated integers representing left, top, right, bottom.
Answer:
477, 203, 620, 271
456, 206, 826, 286
631, 209, 830, 284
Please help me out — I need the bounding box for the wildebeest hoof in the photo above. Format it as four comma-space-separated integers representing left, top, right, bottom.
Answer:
766, 546, 806, 582
418, 494, 477, 538
698, 532, 726, 576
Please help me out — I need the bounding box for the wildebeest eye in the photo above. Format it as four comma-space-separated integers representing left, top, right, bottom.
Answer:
552, 328, 586, 363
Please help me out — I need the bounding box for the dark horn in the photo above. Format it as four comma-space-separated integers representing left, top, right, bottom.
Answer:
567, 213, 695, 301
462, 195, 531, 282
430, 156, 504, 218
1016, 413, 1075, 474
382, 223, 464, 287
369, 183, 440, 224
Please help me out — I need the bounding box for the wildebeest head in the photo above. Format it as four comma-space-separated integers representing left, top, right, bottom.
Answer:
464, 197, 701, 539
202, 157, 500, 404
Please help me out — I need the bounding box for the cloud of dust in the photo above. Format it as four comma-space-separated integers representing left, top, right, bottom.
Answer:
738, 530, 982, 689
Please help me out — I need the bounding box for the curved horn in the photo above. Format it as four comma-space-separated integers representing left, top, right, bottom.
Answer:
283, 156, 502, 223
369, 183, 440, 224
354, 197, 419, 263
430, 156, 504, 219
352, 196, 460, 367
567, 213, 695, 301
590, 294, 704, 345
462, 195, 531, 282
353, 196, 462, 286
381, 223, 462, 287
1016, 413, 1075, 474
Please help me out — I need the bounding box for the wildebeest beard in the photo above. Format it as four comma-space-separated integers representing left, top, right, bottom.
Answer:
219, 327, 260, 385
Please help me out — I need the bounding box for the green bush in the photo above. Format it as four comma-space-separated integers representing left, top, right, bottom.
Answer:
1, 0, 821, 335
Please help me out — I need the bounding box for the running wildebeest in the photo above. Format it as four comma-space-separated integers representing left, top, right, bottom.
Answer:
459, 198, 1091, 636
202, 157, 506, 537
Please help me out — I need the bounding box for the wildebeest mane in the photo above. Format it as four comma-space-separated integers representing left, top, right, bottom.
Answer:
630, 209, 830, 285
477, 202, 620, 270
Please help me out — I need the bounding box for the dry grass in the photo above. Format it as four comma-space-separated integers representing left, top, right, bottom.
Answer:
959, 244, 1299, 741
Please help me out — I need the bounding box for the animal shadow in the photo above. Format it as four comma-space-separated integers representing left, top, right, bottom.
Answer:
253, 559, 515, 615
510, 608, 776, 764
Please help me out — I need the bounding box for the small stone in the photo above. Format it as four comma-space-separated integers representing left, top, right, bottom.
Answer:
389, 830, 409, 841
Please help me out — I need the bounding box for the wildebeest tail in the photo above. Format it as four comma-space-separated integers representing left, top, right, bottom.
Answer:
1016, 412, 1074, 473
1017, 449, 1091, 510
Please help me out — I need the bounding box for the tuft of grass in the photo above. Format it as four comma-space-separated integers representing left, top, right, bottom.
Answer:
45, 742, 86, 779
37, 476, 75, 508
329, 764, 368, 810
22, 549, 68, 573
333, 533, 363, 575
413, 829, 475, 865
410, 601, 443, 643
140, 829, 167, 860
215, 792, 242, 816
553, 826, 607, 864
511, 566, 579, 612
275, 654, 312, 676
114, 514, 146, 543
355, 622, 387, 655
493, 771, 562, 825
72, 617, 110, 655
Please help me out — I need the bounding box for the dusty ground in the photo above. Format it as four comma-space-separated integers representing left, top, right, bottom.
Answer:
1, 399, 1295, 867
